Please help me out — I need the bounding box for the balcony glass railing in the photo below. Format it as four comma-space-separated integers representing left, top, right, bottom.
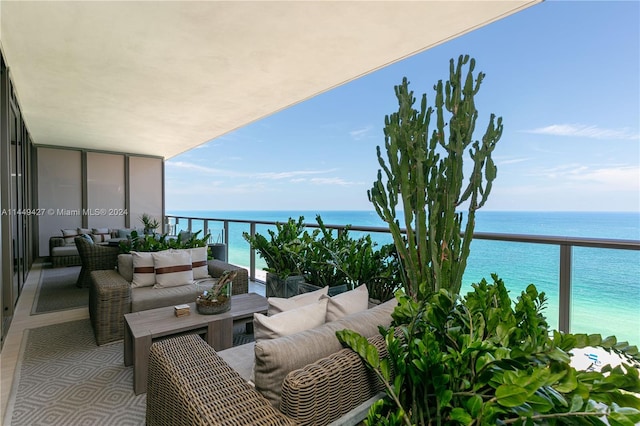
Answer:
165, 214, 640, 344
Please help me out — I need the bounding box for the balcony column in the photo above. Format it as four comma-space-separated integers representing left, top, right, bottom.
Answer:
558, 244, 572, 333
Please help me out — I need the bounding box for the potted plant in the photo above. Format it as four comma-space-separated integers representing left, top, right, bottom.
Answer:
208, 230, 227, 261
243, 216, 306, 298
297, 215, 351, 296
140, 213, 160, 236
196, 269, 237, 314
298, 216, 401, 300
337, 55, 640, 424
120, 229, 209, 253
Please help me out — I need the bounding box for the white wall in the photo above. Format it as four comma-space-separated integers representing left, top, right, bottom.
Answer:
36, 147, 163, 256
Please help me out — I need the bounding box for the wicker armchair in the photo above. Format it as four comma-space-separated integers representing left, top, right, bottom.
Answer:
147, 333, 389, 425
74, 236, 119, 288
147, 334, 297, 426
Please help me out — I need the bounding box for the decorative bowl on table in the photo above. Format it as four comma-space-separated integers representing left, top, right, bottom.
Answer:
195, 270, 237, 315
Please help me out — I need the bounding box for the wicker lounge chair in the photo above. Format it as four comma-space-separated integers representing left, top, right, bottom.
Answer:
146, 300, 398, 425
74, 236, 119, 288
147, 335, 297, 426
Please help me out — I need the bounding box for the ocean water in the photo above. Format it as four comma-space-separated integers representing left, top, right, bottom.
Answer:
167, 210, 640, 344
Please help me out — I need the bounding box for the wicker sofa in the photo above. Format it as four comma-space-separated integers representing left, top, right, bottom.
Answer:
146, 297, 396, 426
89, 258, 249, 345
49, 228, 131, 267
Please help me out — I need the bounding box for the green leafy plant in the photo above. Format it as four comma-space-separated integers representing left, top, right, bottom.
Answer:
368, 54, 501, 299
119, 229, 209, 253
243, 215, 400, 299
337, 276, 640, 425
299, 215, 351, 289
338, 54, 640, 425
139, 213, 160, 235
242, 216, 306, 279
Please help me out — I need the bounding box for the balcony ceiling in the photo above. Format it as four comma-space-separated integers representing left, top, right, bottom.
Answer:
0, 1, 539, 159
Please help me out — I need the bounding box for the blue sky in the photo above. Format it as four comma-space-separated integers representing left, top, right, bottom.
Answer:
166, 1, 640, 213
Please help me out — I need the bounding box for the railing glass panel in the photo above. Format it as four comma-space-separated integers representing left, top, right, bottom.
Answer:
464, 239, 560, 330
571, 247, 640, 344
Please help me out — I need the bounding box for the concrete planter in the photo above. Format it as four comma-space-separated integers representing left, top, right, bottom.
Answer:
265, 273, 305, 298
208, 243, 227, 262
297, 282, 349, 296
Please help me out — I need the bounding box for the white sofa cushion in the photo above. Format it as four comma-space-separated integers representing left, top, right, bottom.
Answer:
253, 298, 328, 341
131, 283, 201, 312
267, 285, 328, 316
323, 284, 369, 322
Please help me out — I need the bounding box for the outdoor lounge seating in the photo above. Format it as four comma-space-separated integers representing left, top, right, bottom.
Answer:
146, 296, 396, 426
49, 235, 82, 267
89, 258, 249, 345
74, 236, 120, 288
49, 228, 130, 267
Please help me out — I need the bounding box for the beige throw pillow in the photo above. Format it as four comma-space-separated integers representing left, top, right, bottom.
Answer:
189, 247, 209, 279
324, 284, 369, 322
267, 285, 329, 316
91, 233, 111, 243
152, 249, 194, 288
61, 229, 78, 245
253, 298, 328, 341
131, 252, 156, 288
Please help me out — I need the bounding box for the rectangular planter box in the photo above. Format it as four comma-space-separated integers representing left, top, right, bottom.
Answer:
265, 273, 306, 298
297, 282, 348, 297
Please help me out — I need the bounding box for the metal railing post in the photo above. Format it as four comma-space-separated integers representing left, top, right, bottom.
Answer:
249, 222, 256, 281
558, 244, 572, 333
223, 220, 229, 261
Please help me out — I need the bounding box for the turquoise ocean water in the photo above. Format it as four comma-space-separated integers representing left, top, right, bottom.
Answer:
167, 210, 640, 344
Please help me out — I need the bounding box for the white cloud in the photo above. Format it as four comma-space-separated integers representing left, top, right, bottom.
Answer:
525, 124, 639, 140
349, 126, 373, 141
310, 177, 361, 186
167, 160, 335, 180
569, 166, 640, 190
498, 157, 531, 165
166, 161, 223, 173
531, 164, 639, 191
256, 169, 336, 180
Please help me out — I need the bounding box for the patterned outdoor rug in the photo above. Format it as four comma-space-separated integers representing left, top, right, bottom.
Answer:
31, 266, 87, 314
8, 319, 255, 425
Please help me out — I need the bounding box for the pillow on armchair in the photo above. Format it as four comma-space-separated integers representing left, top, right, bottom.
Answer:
61, 229, 79, 245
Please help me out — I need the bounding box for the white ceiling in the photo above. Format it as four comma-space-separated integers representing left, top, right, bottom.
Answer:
0, 1, 540, 159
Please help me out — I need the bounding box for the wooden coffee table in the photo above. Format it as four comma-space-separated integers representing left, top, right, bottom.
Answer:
124, 292, 267, 394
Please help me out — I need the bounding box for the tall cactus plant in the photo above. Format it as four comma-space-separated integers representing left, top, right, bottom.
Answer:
368, 55, 502, 299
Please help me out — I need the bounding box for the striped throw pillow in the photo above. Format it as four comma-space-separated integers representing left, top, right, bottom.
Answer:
190, 247, 209, 279
152, 249, 194, 288
131, 252, 155, 288
61, 229, 78, 245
